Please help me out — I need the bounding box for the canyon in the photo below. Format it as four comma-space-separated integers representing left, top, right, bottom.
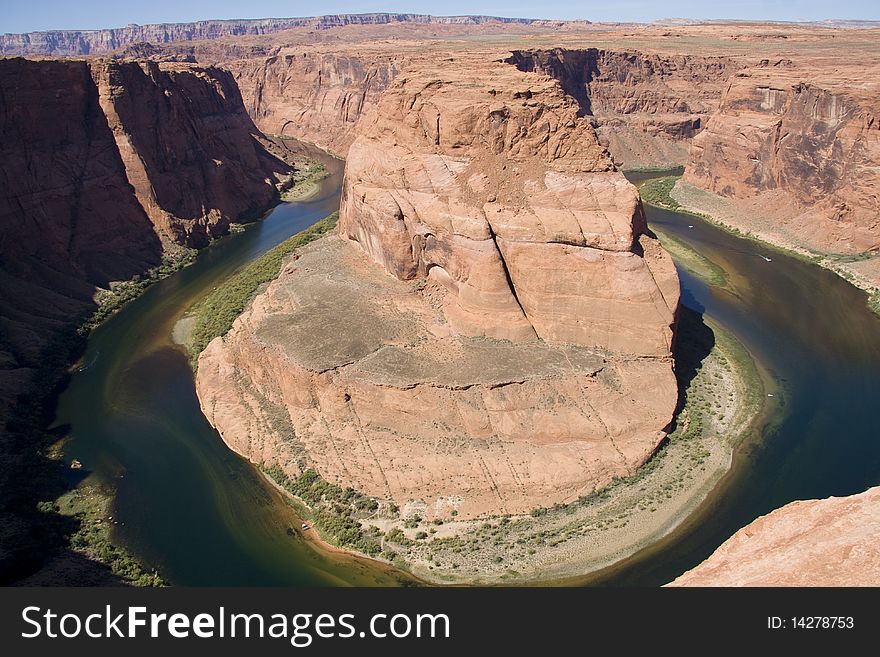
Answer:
171, 25, 880, 292
0, 56, 294, 580
0, 14, 562, 57
1, 15, 879, 584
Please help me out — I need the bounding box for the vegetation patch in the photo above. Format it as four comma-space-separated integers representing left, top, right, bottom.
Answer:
259, 464, 385, 557
869, 290, 880, 318
48, 483, 164, 586
638, 176, 683, 211
281, 161, 329, 201
80, 243, 197, 335
188, 212, 339, 364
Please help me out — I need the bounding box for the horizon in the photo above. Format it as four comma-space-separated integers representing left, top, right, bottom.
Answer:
2, 2, 879, 34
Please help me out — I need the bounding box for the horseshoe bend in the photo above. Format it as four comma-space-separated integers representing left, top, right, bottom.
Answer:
2, 13, 880, 589
195, 58, 680, 521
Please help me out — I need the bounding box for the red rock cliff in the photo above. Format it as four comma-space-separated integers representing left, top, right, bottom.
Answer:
340, 60, 679, 354
507, 48, 740, 168
683, 63, 880, 254
229, 50, 400, 154
90, 60, 290, 246
0, 56, 290, 456
196, 54, 680, 520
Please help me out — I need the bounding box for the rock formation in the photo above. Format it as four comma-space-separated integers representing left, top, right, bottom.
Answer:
0, 57, 292, 538
683, 62, 880, 255
230, 51, 401, 154
90, 60, 291, 246
196, 56, 680, 519
0, 57, 290, 357
670, 487, 880, 586
339, 63, 679, 354
507, 49, 740, 169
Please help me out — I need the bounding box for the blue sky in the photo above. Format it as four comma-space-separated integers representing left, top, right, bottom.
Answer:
2, 1, 878, 33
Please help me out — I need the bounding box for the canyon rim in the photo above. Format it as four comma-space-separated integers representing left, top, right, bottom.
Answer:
1, 13, 879, 587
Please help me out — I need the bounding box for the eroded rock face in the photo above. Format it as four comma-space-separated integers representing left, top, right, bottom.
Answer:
670, 487, 880, 586
0, 56, 290, 458
507, 49, 740, 169
230, 52, 400, 154
91, 60, 290, 246
197, 235, 678, 519
340, 62, 679, 355
684, 64, 880, 254
197, 57, 680, 519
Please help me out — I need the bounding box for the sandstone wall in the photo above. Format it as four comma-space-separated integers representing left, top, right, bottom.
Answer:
0, 56, 290, 445
197, 236, 678, 520
91, 60, 290, 246
684, 64, 880, 254
229, 52, 401, 154
507, 48, 740, 168
339, 62, 679, 354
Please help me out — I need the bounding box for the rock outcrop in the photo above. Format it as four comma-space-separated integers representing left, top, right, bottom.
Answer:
90, 60, 291, 246
670, 487, 880, 586
230, 51, 401, 154
683, 63, 880, 255
196, 56, 680, 519
339, 63, 679, 354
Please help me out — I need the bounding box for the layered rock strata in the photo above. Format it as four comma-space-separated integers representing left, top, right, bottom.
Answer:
683, 63, 880, 255
507, 48, 740, 169
0, 56, 291, 466
670, 487, 880, 586
0, 14, 548, 57
197, 58, 680, 519
230, 51, 401, 154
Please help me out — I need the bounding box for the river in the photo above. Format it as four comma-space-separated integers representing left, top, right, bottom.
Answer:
53, 162, 880, 586
53, 147, 411, 585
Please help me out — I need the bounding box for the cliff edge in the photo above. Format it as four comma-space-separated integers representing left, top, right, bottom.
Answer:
670, 487, 880, 586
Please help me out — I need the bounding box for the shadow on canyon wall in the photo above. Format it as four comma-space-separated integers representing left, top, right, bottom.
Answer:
0, 57, 296, 585
669, 304, 715, 434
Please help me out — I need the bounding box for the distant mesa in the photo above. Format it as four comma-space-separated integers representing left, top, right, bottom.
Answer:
0, 14, 587, 56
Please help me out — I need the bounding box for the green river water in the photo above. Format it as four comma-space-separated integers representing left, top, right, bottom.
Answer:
53, 161, 880, 586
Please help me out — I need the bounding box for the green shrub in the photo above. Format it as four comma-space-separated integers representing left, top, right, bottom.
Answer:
258, 462, 388, 556
638, 176, 682, 211
189, 212, 338, 364
869, 291, 880, 318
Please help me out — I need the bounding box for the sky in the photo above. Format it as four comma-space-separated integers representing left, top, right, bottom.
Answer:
2, 1, 878, 33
